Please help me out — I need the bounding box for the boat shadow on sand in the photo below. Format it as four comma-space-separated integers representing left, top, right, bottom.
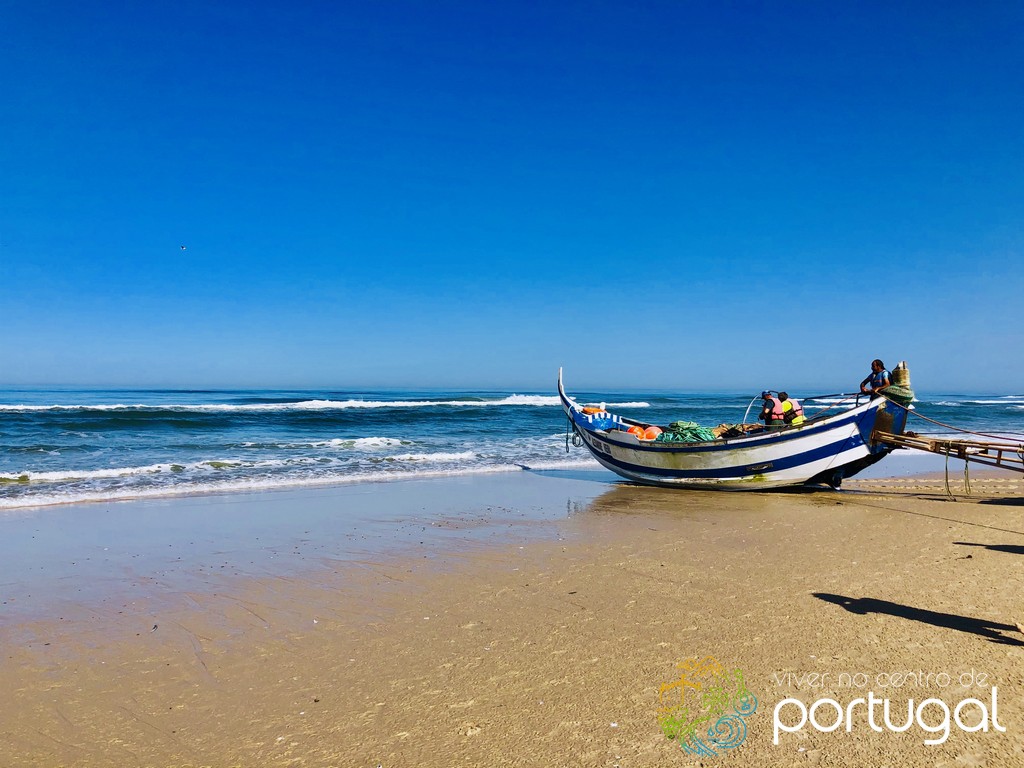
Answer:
562, 482, 828, 520
814, 593, 1024, 646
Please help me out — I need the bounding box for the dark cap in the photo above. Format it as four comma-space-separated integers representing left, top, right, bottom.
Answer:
761, 390, 772, 398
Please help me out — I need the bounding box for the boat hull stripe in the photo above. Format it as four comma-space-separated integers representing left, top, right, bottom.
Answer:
587, 434, 866, 479
571, 409, 866, 452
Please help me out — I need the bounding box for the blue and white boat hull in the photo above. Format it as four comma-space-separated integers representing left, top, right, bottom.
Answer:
558, 370, 908, 490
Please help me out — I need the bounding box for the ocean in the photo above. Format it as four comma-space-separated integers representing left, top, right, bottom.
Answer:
2, 387, 1023, 510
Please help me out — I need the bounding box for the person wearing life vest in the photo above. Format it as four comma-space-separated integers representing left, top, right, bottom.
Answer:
778, 392, 806, 425
758, 391, 785, 428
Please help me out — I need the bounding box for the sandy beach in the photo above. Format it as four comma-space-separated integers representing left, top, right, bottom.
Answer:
6, 1, 1022, 765
2, 468, 1023, 767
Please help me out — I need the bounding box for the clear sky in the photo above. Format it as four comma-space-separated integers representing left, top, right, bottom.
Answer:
2, 1, 1021, 392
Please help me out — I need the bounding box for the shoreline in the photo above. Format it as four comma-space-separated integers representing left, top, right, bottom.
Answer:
2, 464, 1019, 624
0, 443, 993, 513
3, 470, 1023, 766
0, 459, 600, 512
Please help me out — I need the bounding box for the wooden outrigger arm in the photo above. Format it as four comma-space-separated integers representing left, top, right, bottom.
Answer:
873, 431, 1024, 475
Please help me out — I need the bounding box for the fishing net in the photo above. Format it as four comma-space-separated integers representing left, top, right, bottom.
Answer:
656, 420, 719, 443
883, 385, 915, 407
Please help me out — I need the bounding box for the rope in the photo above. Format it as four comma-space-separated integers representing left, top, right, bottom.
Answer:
898, 401, 1021, 491
565, 413, 583, 452
800, 393, 863, 422
905, 408, 1023, 443
944, 451, 953, 498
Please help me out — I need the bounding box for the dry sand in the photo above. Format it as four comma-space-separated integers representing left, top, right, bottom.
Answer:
2, 470, 1023, 767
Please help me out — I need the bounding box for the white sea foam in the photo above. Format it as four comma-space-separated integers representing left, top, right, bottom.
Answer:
0, 395, 571, 412
310, 437, 409, 449
496, 395, 559, 406
2, 462, 185, 482
0, 463, 530, 511
590, 401, 652, 409
520, 458, 602, 470
386, 451, 478, 463
238, 437, 410, 450
0, 457, 334, 484
344, 437, 407, 449
0, 443, 544, 485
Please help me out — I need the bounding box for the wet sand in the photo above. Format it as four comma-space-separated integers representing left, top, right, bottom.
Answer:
2, 469, 1023, 767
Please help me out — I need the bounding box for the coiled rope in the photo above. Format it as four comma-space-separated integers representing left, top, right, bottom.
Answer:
565, 413, 583, 452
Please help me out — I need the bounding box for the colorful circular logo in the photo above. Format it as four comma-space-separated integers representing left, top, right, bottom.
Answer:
658, 656, 758, 756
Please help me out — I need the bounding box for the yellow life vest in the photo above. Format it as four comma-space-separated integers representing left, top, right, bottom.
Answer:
782, 399, 806, 425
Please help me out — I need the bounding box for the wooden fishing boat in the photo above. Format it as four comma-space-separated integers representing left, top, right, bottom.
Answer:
558, 369, 911, 489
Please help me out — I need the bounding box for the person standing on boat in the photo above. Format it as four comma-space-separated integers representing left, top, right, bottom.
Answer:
860, 359, 891, 398
758, 391, 785, 428
778, 392, 806, 425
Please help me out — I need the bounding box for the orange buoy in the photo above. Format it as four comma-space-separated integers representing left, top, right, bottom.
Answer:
627, 425, 645, 438
582, 406, 604, 414
644, 426, 662, 440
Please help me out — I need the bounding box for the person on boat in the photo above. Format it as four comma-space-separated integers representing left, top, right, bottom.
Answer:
778, 392, 806, 425
758, 391, 785, 429
860, 359, 891, 398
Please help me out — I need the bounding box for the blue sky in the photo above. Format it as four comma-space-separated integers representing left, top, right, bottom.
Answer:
2, 1, 1021, 392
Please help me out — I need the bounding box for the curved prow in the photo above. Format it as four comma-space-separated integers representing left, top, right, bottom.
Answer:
557, 367, 578, 416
